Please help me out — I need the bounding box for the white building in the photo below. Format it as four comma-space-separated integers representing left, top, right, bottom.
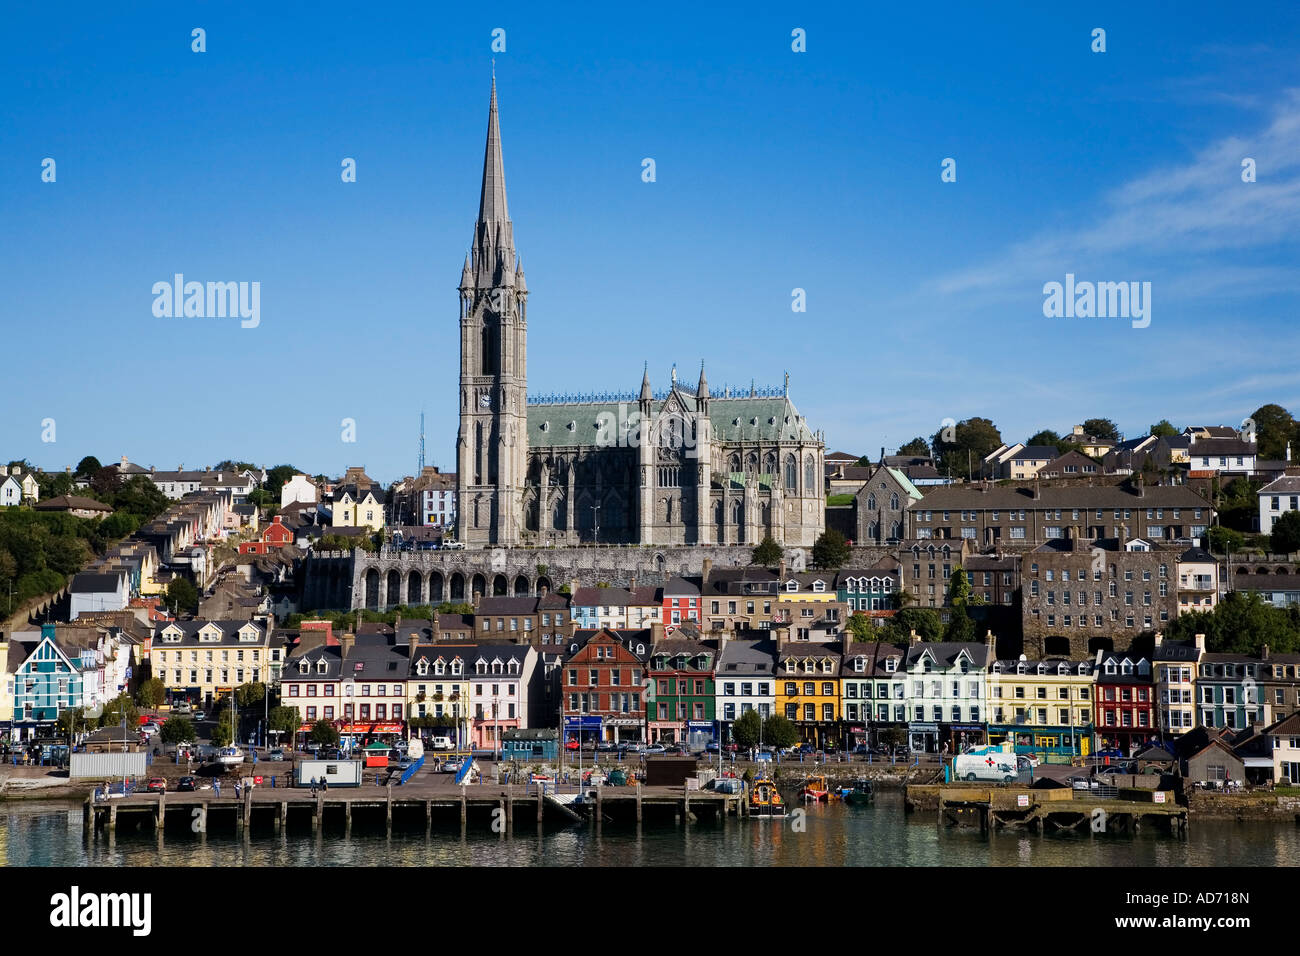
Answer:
69, 570, 130, 620
280, 474, 318, 509
1176, 546, 1220, 615
904, 636, 990, 752
715, 639, 777, 739
1258, 475, 1300, 536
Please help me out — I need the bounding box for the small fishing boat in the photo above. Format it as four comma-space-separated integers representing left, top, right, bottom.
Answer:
749, 775, 786, 817
842, 779, 874, 806
802, 774, 832, 801
216, 746, 245, 767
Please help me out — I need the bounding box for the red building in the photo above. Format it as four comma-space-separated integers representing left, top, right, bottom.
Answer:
1094, 650, 1156, 755
238, 515, 294, 554
661, 576, 701, 632
561, 628, 653, 745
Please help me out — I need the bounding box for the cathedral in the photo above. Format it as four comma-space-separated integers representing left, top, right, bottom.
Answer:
455, 80, 826, 548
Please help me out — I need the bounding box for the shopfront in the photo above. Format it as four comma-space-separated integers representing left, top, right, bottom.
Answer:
908, 722, 939, 753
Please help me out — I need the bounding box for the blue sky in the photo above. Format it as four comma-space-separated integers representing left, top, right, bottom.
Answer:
3, 2, 1299, 484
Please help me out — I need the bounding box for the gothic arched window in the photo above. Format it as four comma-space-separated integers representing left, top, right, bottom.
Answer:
867, 493, 877, 511
784, 454, 797, 490
890, 492, 900, 510
804, 455, 815, 489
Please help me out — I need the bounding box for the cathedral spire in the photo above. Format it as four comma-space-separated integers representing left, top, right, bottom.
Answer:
479, 75, 509, 225
697, 362, 709, 399
639, 363, 652, 401
472, 75, 515, 288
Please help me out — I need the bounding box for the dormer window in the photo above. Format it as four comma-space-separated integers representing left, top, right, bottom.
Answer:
476, 661, 487, 674
785, 580, 797, 592
885, 658, 896, 673
492, 661, 503, 674
298, 660, 310, 674
434, 661, 445, 676
1058, 663, 1069, 675
316, 660, 327, 675
812, 581, 825, 593
1121, 660, 1133, 675
416, 660, 429, 676
1017, 662, 1028, 674
854, 658, 865, 672
1104, 662, 1116, 675
1037, 663, 1048, 675
508, 659, 519, 673
451, 661, 463, 676
992, 662, 1003, 674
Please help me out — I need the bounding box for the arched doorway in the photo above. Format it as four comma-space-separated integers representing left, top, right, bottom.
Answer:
364, 568, 380, 610
429, 571, 445, 603
407, 571, 423, 606
513, 575, 530, 596
493, 574, 508, 596
535, 575, 552, 596
471, 573, 487, 601
450, 572, 465, 602
386, 569, 402, 608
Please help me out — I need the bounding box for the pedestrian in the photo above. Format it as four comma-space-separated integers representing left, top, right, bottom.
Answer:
322, 777, 329, 793
310, 777, 318, 796
214, 778, 221, 798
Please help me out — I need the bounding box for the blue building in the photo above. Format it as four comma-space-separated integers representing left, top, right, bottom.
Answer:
501, 728, 559, 762
9, 624, 84, 741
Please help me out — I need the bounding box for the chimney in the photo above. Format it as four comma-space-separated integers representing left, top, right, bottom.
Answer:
909, 628, 922, 647
702, 558, 713, 583
1135, 474, 1145, 498
471, 590, 481, 611
1261, 643, 1271, 660
431, 613, 442, 642
880, 446, 886, 464
1194, 632, 1206, 654
570, 578, 580, 597
985, 629, 997, 657
340, 631, 355, 658
1032, 479, 1041, 500
1154, 630, 1164, 648
779, 558, 787, 579
407, 629, 418, 660
395, 611, 402, 633
650, 621, 665, 644
628, 576, 636, 592
65, 465, 71, 474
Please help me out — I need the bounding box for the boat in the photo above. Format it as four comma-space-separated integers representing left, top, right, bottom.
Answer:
749, 775, 786, 817
802, 774, 832, 801
216, 746, 245, 767
842, 779, 874, 806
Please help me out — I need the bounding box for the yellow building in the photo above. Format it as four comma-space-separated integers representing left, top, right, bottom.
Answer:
332, 483, 385, 531
776, 644, 843, 749
986, 658, 1095, 759
408, 644, 474, 748
149, 620, 278, 708
774, 572, 847, 642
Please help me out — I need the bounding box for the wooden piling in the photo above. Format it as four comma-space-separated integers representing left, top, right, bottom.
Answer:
386, 781, 393, 834
426, 799, 433, 839
636, 784, 642, 822
277, 801, 285, 834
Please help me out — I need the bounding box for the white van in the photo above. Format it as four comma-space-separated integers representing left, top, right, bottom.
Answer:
429, 736, 455, 751
953, 750, 1020, 783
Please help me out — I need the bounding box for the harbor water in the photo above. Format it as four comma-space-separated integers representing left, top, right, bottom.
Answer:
6, 790, 1300, 867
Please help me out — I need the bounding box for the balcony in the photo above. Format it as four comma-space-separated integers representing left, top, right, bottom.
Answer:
1178, 577, 1215, 592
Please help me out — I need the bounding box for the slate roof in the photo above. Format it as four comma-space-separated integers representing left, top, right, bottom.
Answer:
34, 495, 114, 513
1259, 475, 1300, 495
71, 571, 127, 593
905, 642, 990, 668
917, 483, 1211, 510
716, 639, 778, 675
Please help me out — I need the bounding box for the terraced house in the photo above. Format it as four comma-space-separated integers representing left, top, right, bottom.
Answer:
1197, 652, 1271, 731
777, 642, 842, 749
647, 633, 718, 747
149, 620, 276, 708
702, 566, 780, 632
1154, 632, 1204, 736
840, 641, 906, 750
986, 657, 1095, 760
904, 636, 990, 753
560, 628, 651, 745
909, 480, 1213, 549
7, 625, 84, 741
1093, 650, 1156, 755
714, 638, 777, 739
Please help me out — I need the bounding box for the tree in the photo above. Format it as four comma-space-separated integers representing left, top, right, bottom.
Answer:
752, 536, 782, 567
99, 693, 137, 729
1207, 525, 1245, 555
310, 719, 340, 746
136, 677, 165, 709
160, 716, 196, 745
75, 456, 102, 478
164, 577, 199, 616
732, 709, 763, 749
884, 607, 943, 642
930, 417, 1003, 478
1080, 418, 1120, 442
943, 566, 977, 641
1027, 429, 1061, 448
1149, 420, 1178, 438
846, 612, 874, 640
1249, 404, 1297, 462
265, 465, 298, 498
212, 711, 235, 748
1272, 511, 1300, 555
811, 529, 851, 570
235, 682, 266, 707
761, 714, 799, 750
57, 706, 86, 739
897, 437, 930, 457
269, 706, 301, 739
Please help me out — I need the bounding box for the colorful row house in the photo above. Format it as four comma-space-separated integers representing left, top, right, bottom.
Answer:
776, 643, 843, 749
561, 628, 650, 745
647, 635, 717, 746
987, 658, 1095, 759
7, 625, 84, 740
904, 637, 990, 753
1093, 650, 1156, 754
1154, 632, 1204, 736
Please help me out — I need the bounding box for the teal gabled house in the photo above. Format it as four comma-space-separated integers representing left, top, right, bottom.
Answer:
10, 624, 83, 739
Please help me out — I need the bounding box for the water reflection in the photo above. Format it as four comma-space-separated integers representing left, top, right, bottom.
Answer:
5, 794, 1300, 868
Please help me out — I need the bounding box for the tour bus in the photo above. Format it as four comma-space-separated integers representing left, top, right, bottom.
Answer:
952, 747, 1021, 783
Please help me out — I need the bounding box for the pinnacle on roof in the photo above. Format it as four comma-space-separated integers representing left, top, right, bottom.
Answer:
639, 363, 652, 401
697, 362, 709, 399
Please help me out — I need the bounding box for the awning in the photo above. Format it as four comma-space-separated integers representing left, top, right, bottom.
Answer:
1242, 757, 1275, 768
340, 722, 404, 734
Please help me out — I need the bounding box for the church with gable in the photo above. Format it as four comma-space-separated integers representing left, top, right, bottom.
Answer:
455, 80, 826, 549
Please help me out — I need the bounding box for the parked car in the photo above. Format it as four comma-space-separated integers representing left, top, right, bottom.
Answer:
146, 778, 167, 793
192, 711, 206, 722
174, 702, 192, 714
176, 776, 196, 792
564, 739, 580, 751
392, 757, 414, 771
704, 742, 720, 753
643, 744, 667, 754
596, 742, 617, 752
267, 748, 286, 761
140, 722, 161, 737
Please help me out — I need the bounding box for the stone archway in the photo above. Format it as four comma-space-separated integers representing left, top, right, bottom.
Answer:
492, 574, 508, 596
386, 569, 402, 608
535, 575, 552, 596
407, 570, 423, 606
364, 567, 380, 610
471, 573, 487, 601
450, 572, 465, 602
429, 571, 445, 603
513, 575, 530, 596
